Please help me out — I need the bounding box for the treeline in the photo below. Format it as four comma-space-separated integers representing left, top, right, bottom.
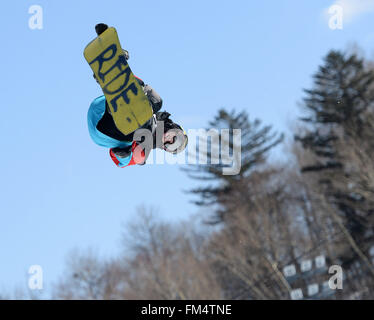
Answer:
53, 49, 374, 300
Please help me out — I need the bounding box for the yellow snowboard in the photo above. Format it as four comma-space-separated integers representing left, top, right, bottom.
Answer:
84, 27, 153, 135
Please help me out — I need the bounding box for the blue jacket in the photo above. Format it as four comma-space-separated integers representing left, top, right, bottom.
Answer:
87, 95, 133, 167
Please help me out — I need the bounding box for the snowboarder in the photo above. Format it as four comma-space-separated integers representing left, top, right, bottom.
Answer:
87, 23, 188, 168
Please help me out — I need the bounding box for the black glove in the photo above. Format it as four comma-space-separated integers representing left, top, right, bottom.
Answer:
156, 111, 177, 131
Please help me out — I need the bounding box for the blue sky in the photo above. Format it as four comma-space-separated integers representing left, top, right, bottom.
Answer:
1, 0, 374, 297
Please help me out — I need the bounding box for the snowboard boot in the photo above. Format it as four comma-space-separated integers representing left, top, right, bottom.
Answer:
95, 23, 108, 35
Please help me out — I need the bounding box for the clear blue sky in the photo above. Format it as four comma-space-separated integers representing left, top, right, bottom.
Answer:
1, 0, 374, 297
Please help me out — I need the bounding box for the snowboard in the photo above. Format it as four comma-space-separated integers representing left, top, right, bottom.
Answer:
84, 27, 153, 135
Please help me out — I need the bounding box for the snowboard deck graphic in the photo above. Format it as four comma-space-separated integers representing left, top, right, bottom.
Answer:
84, 27, 152, 135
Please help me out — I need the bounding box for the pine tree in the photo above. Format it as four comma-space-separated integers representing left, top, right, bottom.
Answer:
295, 50, 374, 266
183, 108, 283, 224
296, 51, 374, 171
